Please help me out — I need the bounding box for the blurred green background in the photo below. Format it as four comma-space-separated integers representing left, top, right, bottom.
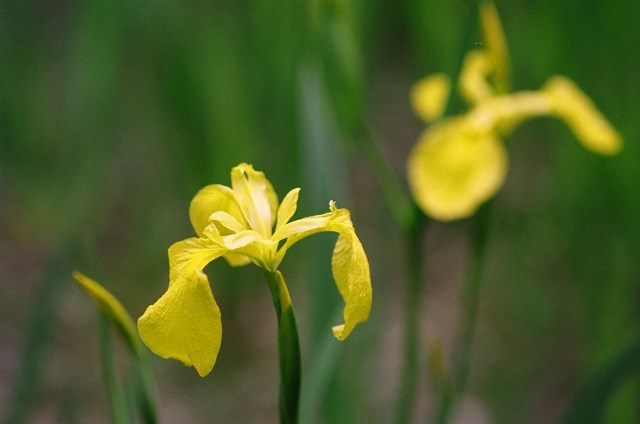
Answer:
1, 0, 639, 422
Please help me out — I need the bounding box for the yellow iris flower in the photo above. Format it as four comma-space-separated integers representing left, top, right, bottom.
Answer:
138, 163, 372, 377
407, 1, 622, 221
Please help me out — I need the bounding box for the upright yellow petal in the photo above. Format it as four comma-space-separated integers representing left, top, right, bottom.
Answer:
231, 163, 279, 238
407, 118, 508, 221
72, 272, 138, 350
189, 184, 247, 237
544, 76, 622, 155
330, 221, 372, 340
276, 188, 301, 231
138, 238, 227, 376
459, 50, 494, 105
480, 0, 511, 93
410, 73, 451, 122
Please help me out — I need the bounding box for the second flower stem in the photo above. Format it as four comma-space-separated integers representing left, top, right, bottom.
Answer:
436, 202, 492, 424
395, 211, 428, 423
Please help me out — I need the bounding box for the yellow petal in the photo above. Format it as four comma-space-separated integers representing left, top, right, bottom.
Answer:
479, 0, 511, 93
544, 76, 622, 155
467, 90, 552, 135
272, 205, 349, 253
202, 217, 252, 267
209, 211, 249, 234
273, 203, 372, 339
168, 237, 226, 282
220, 253, 252, 267
330, 222, 372, 341
189, 184, 248, 237
410, 73, 451, 122
222, 230, 262, 250
276, 188, 301, 231
138, 268, 222, 377
459, 50, 494, 105
72, 272, 138, 350
231, 163, 279, 238
407, 118, 508, 221
139, 238, 226, 376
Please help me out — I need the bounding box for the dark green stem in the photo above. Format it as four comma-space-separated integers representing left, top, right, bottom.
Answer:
263, 270, 302, 424
351, 115, 430, 424
395, 212, 428, 423
355, 126, 418, 233
436, 201, 492, 424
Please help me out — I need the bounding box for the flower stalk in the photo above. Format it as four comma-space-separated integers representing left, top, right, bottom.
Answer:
264, 270, 302, 424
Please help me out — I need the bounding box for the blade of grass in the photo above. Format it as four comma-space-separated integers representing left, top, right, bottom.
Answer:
97, 312, 129, 424
564, 326, 640, 423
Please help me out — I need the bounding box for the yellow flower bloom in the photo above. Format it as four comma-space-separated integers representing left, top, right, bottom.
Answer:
138, 163, 372, 377
408, 81, 622, 221
407, 1, 622, 221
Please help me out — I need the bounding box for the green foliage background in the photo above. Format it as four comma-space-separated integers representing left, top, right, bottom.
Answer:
1, 0, 639, 422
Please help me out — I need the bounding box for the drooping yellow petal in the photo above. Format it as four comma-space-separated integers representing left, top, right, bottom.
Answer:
479, 0, 511, 93
72, 272, 138, 350
329, 220, 372, 340
544, 76, 622, 155
189, 184, 247, 237
138, 268, 222, 377
231, 163, 279, 238
138, 238, 227, 377
459, 50, 494, 105
272, 202, 372, 339
407, 118, 508, 221
410, 73, 451, 122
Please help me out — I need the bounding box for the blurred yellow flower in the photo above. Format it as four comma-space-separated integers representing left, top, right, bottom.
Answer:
138, 163, 372, 377
407, 2, 622, 221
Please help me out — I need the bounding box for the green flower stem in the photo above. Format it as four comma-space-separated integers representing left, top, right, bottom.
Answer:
263, 270, 302, 424
395, 213, 428, 424
352, 4, 482, 422
97, 312, 129, 424
436, 202, 492, 424
356, 126, 418, 234
354, 125, 430, 424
